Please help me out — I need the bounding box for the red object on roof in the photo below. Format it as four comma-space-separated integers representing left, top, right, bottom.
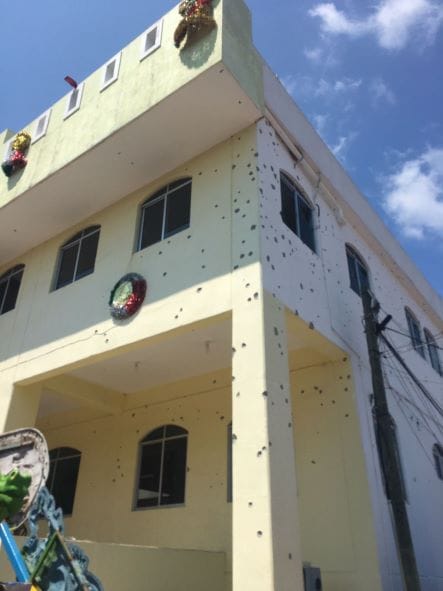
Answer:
64, 76, 78, 89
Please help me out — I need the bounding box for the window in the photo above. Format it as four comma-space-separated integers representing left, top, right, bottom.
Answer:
140, 20, 163, 61
101, 51, 122, 91
227, 422, 232, 503
135, 425, 188, 509
54, 226, 100, 290
424, 329, 442, 375
64, 83, 84, 119
48, 447, 81, 515
433, 444, 443, 480
137, 178, 192, 251
0, 265, 25, 316
405, 308, 425, 358
280, 172, 315, 252
346, 245, 369, 297
32, 109, 51, 143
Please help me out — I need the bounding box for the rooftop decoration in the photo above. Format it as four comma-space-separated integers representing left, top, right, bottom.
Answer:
109, 273, 147, 320
1, 132, 31, 178
174, 0, 216, 48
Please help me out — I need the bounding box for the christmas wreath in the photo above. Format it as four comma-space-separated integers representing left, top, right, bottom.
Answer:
109, 273, 147, 320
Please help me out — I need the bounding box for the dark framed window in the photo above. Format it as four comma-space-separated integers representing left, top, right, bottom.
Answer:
48, 447, 81, 516
54, 226, 100, 290
405, 308, 425, 358
137, 178, 192, 251
424, 329, 442, 375
433, 444, 443, 480
346, 245, 369, 297
280, 172, 315, 252
0, 265, 25, 315
135, 425, 188, 509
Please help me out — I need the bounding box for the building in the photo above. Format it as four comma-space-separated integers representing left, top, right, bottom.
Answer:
1, 0, 442, 590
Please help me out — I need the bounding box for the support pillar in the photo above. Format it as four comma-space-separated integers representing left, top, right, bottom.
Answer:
0, 381, 41, 432
232, 287, 304, 591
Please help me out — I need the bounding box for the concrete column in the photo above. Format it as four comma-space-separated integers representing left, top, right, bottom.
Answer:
231, 287, 304, 591
0, 381, 41, 432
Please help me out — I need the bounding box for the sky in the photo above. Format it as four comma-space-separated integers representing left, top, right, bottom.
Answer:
0, 0, 442, 296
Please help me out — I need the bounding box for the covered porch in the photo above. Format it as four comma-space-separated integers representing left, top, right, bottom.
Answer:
2, 308, 381, 591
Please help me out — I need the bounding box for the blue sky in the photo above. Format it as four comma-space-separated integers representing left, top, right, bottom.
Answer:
1, 0, 442, 295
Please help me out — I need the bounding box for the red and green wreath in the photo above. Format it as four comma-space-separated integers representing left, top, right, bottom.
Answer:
109, 273, 147, 320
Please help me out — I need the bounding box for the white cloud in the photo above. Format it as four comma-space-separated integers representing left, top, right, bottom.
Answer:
313, 113, 329, 134
304, 47, 323, 62
384, 147, 443, 238
309, 0, 443, 50
330, 132, 358, 161
370, 78, 396, 105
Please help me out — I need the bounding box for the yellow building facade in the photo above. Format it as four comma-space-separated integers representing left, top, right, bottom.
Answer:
1, 1, 442, 590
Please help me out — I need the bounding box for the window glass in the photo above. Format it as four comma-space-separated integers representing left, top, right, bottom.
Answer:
0, 265, 25, 316
405, 309, 425, 358
137, 179, 192, 251
433, 444, 443, 480
48, 448, 81, 516
346, 246, 369, 297
139, 199, 164, 250
76, 231, 99, 279
56, 244, 78, 289
425, 330, 442, 375
165, 183, 191, 236
135, 425, 188, 509
280, 172, 315, 252
54, 226, 100, 290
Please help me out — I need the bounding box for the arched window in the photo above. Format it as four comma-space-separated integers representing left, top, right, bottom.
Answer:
424, 329, 442, 375
433, 444, 443, 480
405, 308, 425, 358
280, 171, 315, 252
345, 245, 369, 297
137, 178, 192, 251
48, 447, 82, 515
54, 225, 100, 290
0, 264, 25, 315
135, 425, 188, 509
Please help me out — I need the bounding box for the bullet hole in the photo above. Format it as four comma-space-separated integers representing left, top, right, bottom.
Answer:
236, 392, 240, 398
257, 531, 263, 537
232, 164, 237, 170
250, 225, 256, 230
241, 343, 247, 348
266, 255, 271, 262
274, 327, 279, 336
288, 554, 292, 560
232, 433, 237, 441
248, 252, 253, 257
131, 413, 136, 418
112, 478, 116, 483
311, 460, 316, 465
262, 391, 268, 397
201, 265, 206, 269
248, 501, 253, 507
197, 287, 202, 293
233, 265, 239, 270
214, 204, 219, 208
235, 208, 240, 214
213, 379, 217, 384
253, 292, 259, 299
332, 400, 336, 404
345, 414, 349, 418
163, 272, 167, 277
240, 254, 245, 259
288, 423, 292, 428
300, 283, 304, 290
309, 322, 315, 329
245, 283, 250, 288
257, 451, 262, 457
220, 416, 225, 421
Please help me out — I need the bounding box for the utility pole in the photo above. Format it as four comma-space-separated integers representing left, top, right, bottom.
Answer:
362, 290, 421, 591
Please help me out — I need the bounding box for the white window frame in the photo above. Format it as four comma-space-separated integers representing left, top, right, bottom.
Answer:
64, 83, 85, 120
100, 51, 122, 91
32, 109, 51, 144
139, 19, 163, 61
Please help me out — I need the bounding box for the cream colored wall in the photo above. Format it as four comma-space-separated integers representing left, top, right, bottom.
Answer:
0, 539, 225, 591
0, 128, 259, 388
1, 2, 223, 208
291, 359, 382, 591
37, 369, 232, 575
